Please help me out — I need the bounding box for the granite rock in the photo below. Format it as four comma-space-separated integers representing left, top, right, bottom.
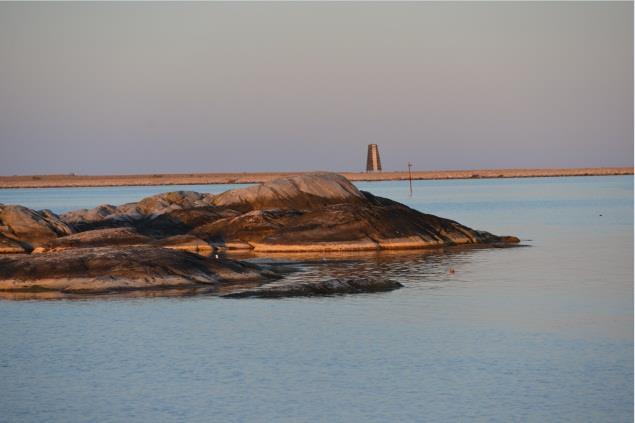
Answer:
0, 246, 279, 293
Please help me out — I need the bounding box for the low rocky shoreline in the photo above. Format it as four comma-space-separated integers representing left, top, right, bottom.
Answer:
0, 167, 631, 189
0, 172, 520, 298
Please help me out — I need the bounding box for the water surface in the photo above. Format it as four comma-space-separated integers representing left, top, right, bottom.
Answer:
0, 176, 632, 422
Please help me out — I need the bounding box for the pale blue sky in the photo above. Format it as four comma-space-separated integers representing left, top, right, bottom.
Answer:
0, 2, 632, 175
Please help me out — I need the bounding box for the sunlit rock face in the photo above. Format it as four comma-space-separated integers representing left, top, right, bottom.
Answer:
0, 204, 74, 250
212, 172, 366, 212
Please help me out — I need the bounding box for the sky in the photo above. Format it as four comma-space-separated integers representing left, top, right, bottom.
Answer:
0, 2, 632, 175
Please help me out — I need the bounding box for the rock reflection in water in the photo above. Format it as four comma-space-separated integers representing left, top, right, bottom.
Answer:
230, 245, 502, 293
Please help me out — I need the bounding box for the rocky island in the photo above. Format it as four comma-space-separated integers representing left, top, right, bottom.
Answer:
0, 173, 519, 297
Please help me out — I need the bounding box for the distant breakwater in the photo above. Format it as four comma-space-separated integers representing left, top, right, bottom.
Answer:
0, 167, 631, 189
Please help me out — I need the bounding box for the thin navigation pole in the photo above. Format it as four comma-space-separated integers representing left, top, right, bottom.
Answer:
407, 162, 413, 197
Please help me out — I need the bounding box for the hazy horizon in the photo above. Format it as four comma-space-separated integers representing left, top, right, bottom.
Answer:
0, 2, 632, 175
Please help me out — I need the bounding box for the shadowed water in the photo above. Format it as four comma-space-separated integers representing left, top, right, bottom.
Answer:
0, 176, 632, 421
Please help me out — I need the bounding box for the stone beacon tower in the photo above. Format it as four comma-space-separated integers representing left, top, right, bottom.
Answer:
366, 144, 382, 172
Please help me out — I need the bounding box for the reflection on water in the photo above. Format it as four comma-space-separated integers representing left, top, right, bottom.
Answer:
240, 245, 515, 289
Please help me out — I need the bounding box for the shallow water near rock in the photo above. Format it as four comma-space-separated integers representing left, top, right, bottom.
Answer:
0, 176, 632, 421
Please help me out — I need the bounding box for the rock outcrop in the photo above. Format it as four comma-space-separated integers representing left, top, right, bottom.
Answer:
60, 191, 215, 231
0, 172, 519, 297
0, 246, 279, 294
33, 227, 151, 253
49, 172, 519, 253
152, 234, 214, 253
0, 204, 74, 248
212, 172, 365, 211
0, 233, 29, 254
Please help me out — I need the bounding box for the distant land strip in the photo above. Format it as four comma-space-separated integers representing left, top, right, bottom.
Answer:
0, 167, 632, 189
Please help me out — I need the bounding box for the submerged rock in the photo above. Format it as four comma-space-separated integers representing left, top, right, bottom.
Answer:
223, 277, 403, 298
0, 246, 279, 294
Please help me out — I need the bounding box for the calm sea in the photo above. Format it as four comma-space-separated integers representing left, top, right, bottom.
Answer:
0, 176, 632, 422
